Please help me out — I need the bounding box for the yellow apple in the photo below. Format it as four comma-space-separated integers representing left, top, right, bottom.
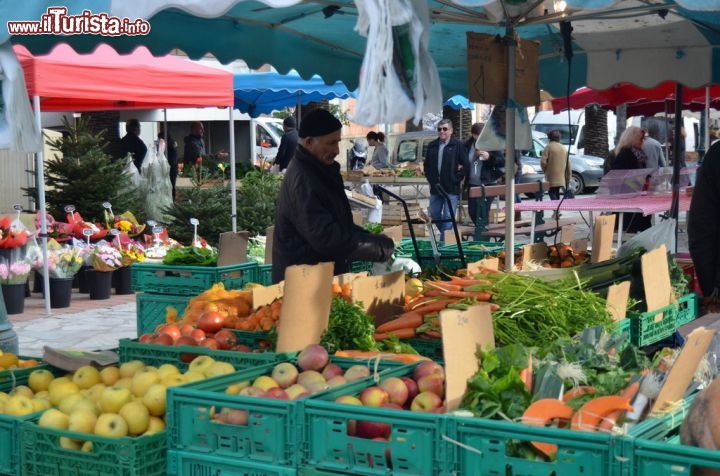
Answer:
28, 369, 55, 393
118, 400, 150, 435
70, 398, 101, 416
225, 381, 251, 395
0, 392, 9, 404
252, 375, 279, 391
31, 397, 51, 412
73, 366, 102, 390
67, 408, 98, 434
156, 364, 180, 380
113, 377, 133, 390
48, 377, 81, 407
141, 383, 167, 417
10, 385, 35, 399
59, 436, 82, 450
161, 373, 189, 388
100, 366, 120, 386
99, 387, 133, 414
203, 361, 235, 379
81, 441, 93, 452
142, 416, 166, 435
85, 383, 107, 403
130, 368, 161, 397
4, 395, 35, 416
94, 412, 129, 438
188, 355, 216, 375
58, 393, 86, 415
38, 408, 69, 429
119, 360, 145, 379
34, 390, 49, 400
183, 370, 206, 382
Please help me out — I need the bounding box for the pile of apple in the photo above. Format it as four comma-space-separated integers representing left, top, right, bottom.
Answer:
0, 355, 236, 451
333, 360, 447, 440
137, 323, 260, 356
213, 344, 374, 425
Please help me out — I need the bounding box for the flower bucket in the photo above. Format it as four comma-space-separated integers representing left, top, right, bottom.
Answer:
49, 277, 73, 308
113, 266, 133, 295
87, 270, 112, 300
77, 266, 91, 294
1, 283, 26, 314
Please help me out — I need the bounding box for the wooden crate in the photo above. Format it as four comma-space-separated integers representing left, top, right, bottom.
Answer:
381, 201, 422, 225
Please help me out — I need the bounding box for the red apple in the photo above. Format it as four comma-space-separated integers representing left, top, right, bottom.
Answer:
190, 328, 206, 343
297, 344, 330, 371
180, 324, 195, 337
151, 333, 174, 346
213, 329, 238, 350
174, 335, 198, 347
410, 391, 443, 412
199, 339, 219, 349
238, 386, 266, 397
381, 402, 403, 410
379, 377, 409, 407
326, 375, 348, 388
359, 386, 390, 407
335, 395, 363, 406
264, 387, 289, 400
400, 377, 419, 407
413, 361, 444, 381
297, 370, 325, 388
285, 384, 310, 400
417, 374, 445, 399
347, 419, 357, 436
344, 365, 371, 382
138, 333, 155, 343
223, 408, 249, 426
271, 362, 299, 388
321, 363, 344, 380
356, 420, 391, 439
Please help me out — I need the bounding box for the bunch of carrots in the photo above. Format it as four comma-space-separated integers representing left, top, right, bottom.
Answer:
373, 275, 500, 341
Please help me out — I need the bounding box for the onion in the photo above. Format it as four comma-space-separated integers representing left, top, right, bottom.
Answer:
197, 311, 225, 334
213, 329, 238, 350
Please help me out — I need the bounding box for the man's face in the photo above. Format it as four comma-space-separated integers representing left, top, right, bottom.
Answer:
304, 130, 341, 165
437, 123, 452, 140
193, 124, 204, 136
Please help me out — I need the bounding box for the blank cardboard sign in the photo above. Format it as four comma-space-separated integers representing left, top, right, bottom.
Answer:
641, 245, 673, 321
591, 215, 615, 263
217, 231, 249, 266
521, 243, 547, 269
264, 226, 274, 264
606, 281, 630, 322
467, 257, 499, 275
441, 304, 495, 411
276, 262, 334, 352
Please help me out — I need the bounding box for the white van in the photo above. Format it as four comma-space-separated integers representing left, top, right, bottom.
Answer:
531, 109, 616, 155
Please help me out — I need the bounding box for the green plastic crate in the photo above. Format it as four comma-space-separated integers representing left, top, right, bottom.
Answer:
629, 293, 699, 347
351, 261, 374, 274
448, 413, 622, 476
166, 357, 404, 466
258, 263, 273, 286
167, 449, 297, 476
402, 337, 443, 361
615, 318, 632, 338
135, 292, 191, 335
20, 419, 166, 476
118, 334, 280, 371
441, 240, 513, 261
130, 261, 258, 295
302, 363, 450, 476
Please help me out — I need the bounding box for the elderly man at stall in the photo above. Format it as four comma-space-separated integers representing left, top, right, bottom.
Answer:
272, 109, 395, 283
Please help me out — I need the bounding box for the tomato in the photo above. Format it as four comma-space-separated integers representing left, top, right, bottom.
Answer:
156, 323, 181, 342
213, 329, 238, 350
138, 333, 155, 343
199, 339, 219, 350
152, 333, 174, 346
198, 311, 225, 334
180, 324, 195, 337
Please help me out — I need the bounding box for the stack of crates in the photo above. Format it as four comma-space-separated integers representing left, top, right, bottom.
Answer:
130, 261, 258, 335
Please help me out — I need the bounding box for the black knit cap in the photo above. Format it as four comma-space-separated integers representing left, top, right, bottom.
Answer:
283, 116, 296, 128
298, 109, 342, 138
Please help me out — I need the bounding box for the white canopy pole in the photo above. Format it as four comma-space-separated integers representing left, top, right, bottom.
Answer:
33, 95, 51, 316
229, 107, 237, 232
503, 27, 517, 271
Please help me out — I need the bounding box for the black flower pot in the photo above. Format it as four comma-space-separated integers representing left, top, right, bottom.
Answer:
87, 270, 112, 300
1, 283, 26, 314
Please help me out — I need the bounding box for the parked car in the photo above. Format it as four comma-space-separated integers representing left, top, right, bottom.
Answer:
521, 131, 605, 195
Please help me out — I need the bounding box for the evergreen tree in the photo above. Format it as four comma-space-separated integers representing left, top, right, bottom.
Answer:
26, 117, 143, 223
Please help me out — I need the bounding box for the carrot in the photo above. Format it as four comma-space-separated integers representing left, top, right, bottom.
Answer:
519, 355, 533, 392
424, 281, 462, 292
520, 398, 574, 459
571, 396, 634, 432
334, 350, 430, 363
562, 385, 596, 402
375, 311, 424, 333
373, 328, 417, 341
437, 290, 492, 301
405, 295, 440, 310
448, 276, 492, 287
489, 303, 500, 312
411, 299, 460, 315
420, 330, 442, 339
421, 289, 446, 297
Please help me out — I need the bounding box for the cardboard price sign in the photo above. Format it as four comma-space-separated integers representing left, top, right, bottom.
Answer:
351, 271, 405, 327
218, 231, 249, 266
641, 245, 673, 321
606, 281, 630, 322
467, 257, 499, 275
441, 304, 495, 411
466, 32, 540, 107
591, 214, 615, 263
275, 262, 334, 352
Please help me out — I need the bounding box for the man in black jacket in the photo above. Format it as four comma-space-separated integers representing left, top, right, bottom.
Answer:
424, 118, 469, 242
275, 116, 298, 171
688, 140, 720, 313
272, 109, 395, 284
116, 119, 147, 172
183, 121, 205, 168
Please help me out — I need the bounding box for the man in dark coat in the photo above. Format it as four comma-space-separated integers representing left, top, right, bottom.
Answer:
423, 118, 469, 242
688, 140, 720, 313
116, 118, 147, 172
275, 116, 299, 171
272, 109, 395, 284
183, 121, 205, 168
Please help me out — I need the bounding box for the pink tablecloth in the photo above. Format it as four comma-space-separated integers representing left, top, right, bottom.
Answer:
514, 193, 691, 216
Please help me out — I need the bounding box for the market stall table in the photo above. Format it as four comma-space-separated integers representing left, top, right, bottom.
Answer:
514, 193, 692, 246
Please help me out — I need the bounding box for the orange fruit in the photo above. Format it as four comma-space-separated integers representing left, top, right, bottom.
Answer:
0, 353, 19, 369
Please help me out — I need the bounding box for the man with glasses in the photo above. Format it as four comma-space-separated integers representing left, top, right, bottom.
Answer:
423, 119, 469, 243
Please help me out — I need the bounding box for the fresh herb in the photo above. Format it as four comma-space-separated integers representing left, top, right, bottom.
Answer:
320, 297, 378, 354
162, 246, 218, 266
377, 334, 419, 354
363, 223, 384, 234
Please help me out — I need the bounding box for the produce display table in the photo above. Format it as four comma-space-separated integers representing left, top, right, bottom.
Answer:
514, 193, 692, 245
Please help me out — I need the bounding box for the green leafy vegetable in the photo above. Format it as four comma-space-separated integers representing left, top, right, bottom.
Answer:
321, 297, 378, 354
162, 246, 218, 266
363, 223, 384, 234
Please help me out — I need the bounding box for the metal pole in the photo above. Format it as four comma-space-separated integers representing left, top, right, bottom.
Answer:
33, 95, 51, 315
229, 108, 237, 232
670, 84, 683, 254
503, 26, 516, 271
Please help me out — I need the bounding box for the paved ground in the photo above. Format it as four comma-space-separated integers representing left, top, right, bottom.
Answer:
4, 189, 692, 358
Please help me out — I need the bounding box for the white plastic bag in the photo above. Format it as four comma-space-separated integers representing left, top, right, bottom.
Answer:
367, 198, 383, 224
140, 145, 173, 222
617, 218, 676, 257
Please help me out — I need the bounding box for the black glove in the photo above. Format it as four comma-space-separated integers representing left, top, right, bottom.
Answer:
349, 233, 395, 263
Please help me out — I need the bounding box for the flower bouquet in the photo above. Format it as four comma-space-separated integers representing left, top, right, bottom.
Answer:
105, 210, 146, 238
88, 244, 123, 272
119, 241, 146, 267
0, 215, 31, 249
0, 261, 31, 284
35, 212, 73, 242
46, 242, 84, 279
66, 211, 109, 241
